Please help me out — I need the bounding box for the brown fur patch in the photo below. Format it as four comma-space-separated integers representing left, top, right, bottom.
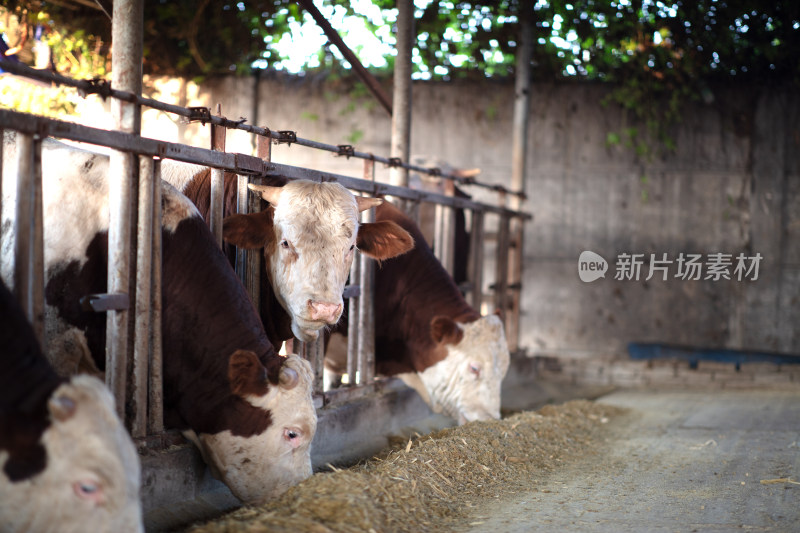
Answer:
228, 350, 270, 397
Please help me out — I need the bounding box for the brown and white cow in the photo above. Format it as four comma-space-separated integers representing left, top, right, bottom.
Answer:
160, 165, 414, 345
1, 134, 316, 505
0, 278, 143, 532
326, 201, 510, 425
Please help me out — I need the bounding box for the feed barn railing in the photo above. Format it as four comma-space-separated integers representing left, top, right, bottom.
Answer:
0, 59, 530, 445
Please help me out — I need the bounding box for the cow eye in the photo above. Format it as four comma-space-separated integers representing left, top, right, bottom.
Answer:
280, 239, 289, 249
73, 480, 100, 498
284, 428, 301, 441
349, 244, 355, 252
469, 363, 482, 377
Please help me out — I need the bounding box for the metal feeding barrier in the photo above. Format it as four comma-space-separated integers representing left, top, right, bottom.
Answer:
0, 57, 530, 442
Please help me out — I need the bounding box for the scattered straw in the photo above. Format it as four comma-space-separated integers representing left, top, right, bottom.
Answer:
184, 400, 624, 533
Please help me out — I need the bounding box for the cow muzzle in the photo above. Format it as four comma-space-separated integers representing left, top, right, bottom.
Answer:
307, 300, 343, 324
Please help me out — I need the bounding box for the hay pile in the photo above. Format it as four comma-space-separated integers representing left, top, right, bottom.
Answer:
185, 400, 624, 533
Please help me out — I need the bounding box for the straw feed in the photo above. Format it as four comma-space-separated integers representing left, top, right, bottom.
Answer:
184, 400, 624, 533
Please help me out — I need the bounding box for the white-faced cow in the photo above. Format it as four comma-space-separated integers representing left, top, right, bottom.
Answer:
0, 278, 143, 532
326, 201, 510, 425
0, 133, 316, 504
160, 165, 414, 346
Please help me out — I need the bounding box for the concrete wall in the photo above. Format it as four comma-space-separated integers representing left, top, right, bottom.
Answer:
128, 74, 799, 358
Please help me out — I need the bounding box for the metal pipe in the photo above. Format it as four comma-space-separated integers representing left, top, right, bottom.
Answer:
107, 0, 143, 421
13, 133, 44, 346
510, 10, 533, 212
389, 0, 414, 191
0, 109, 531, 220
346, 247, 361, 387
468, 209, 485, 310
148, 159, 164, 434
132, 155, 154, 438
209, 105, 226, 247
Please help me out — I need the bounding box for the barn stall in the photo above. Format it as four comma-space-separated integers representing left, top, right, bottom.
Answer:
0, 0, 532, 526
2, 2, 800, 532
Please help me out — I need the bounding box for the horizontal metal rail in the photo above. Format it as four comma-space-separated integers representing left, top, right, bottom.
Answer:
0, 109, 531, 220
0, 58, 525, 199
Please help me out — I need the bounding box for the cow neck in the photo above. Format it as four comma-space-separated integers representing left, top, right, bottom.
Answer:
182, 171, 293, 349
160, 214, 280, 437
0, 282, 63, 481
373, 202, 480, 373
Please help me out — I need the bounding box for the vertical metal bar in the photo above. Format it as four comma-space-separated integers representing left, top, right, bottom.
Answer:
357, 159, 377, 385
31, 137, 44, 346
209, 105, 226, 247
494, 213, 511, 320
13, 133, 44, 345
433, 180, 456, 275
235, 175, 249, 283
506, 218, 524, 353
389, 0, 413, 195
357, 220, 375, 385
468, 209, 485, 311
510, 12, 533, 213
132, 155, 154, 438
346, 249, 361, 386
108, 0, 143, 421
13, 133, 33, 316
148, 160, 164, 435
308, 338, 324, 393
0, 128, 3, 226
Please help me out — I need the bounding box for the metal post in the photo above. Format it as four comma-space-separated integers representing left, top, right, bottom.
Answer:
148, 159, 164, 434
468, 209, 485, 311
507, 11, 533, 352
357, 159, 377, 384
13, 133, 44, 346
210, 104, 226, 247
389, 0, 414, 192
510, 10, 533, 211
132, 156, 154, 438
235, 175, 249, 282
433, 179, 456, 275
494, 213, 511, 320
346, 246, 361, 387
108, 0, 143, 420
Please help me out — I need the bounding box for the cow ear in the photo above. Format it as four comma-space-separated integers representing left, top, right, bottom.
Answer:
430, 316, 464, 346
356, 196, 382, 212
356, 221, 414, 260
248, 183, 283, 206
223, 210, 274, 250
228, 350, 270, 397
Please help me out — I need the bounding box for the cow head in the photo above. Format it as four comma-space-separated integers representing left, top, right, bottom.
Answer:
0, 375, 143, 533
402, 314, 510, 425
223, 180, 414, 342
183, 352, 316, 504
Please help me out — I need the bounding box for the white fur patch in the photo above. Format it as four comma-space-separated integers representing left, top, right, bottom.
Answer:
415, 314, 510, 424
0, 375, 143, 532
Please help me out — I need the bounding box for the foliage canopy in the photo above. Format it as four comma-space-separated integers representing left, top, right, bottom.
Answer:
2, 1, 798, 153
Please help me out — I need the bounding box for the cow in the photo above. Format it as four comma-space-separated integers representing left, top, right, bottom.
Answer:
0, 277, 143, 533
159, 164, 414, 347
0, 133, 317, 505
325, 201, 510, 425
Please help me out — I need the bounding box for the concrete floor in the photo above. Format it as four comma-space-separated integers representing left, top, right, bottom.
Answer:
462, 389, 800, 532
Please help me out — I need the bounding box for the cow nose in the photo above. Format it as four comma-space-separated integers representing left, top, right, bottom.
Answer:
308, 300, 342, 323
